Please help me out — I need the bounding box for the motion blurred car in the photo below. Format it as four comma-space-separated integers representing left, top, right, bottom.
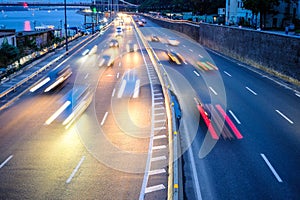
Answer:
166, 51, 183, 65
99, 56, 114, 67
115, 26, 123, 37
109, 39, 119, 47
126, 42, 138, 52
168, 38, 180, 46
151, 35, 160, 42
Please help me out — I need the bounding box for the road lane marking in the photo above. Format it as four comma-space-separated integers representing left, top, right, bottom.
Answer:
84, 73, 89, 79
229, 110, 241, 124
119, 62, 121, 67
183, 45, 186, 47
0, 155, 13, 169
152, 145, 167, 150
189, 49, 193, 52
215, 105, 243, 139
148, 169, 166, 176
154, 107, 165, 110
209, 86, 218, 95
260, 154, 283, 182
193, 70, 200, 77
45, 101, 71, 125
145, 184, 166, 193
153, 135, 167, 140
224, 71, 232, 77
117, 79, 127, 98
154, 127, 166, 131
116, 72, 120, 79
246, 86, 257, 95
275, 110, 294, 124
101, 112, 108, 126
112, 88, 116, 97
154, 97, 163, 100
295, 93, 300, 98
198, 54, 203, 58
151, 156, 166, 162
66, 156, 85, 184
154, 119, 165, 123
154, 102, 164, 106
133, 79, 140, 98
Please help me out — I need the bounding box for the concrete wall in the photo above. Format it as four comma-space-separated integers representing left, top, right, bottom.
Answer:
146, 16, 300, 83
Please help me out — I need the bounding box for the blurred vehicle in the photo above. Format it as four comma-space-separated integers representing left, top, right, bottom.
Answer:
30, 65, 72, 93
109, 39, 119, 48
62, 85, 93, 128
151, 34, 160, 42
168, 38, 180, 46
126, 42, 138, 52
115, 26, 123, 37
89, 45, 98, 54
138, 21, 144, 27
140, 18, 147, 23
166, 51, 183, 65
99, 55, 114, 67
82, 49, 90, 56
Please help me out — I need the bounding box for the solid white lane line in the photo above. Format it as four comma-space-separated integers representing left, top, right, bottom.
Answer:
275, 110, 294, 124
148, 169, 166, 176
101, 112, 108, 126
145, 184, 165, 193
112, 88, 116, 97
66, 156, 85, 184
260, 154, 283, 183
246, 86, 257, 96
45, 101, 71, 125
209, 86, 218, 95
154, 102, 164, 106
154, 97, 163, 100
151, 156, 166, 162
84, 73, 89, 79
152, 145, 167, 150
154, 107, 165, 110
198, 54, 203, 58
133, 79, 140, 98
224, 71, 232, 77
295, 93, 300, 98
229, 110, 241, 124
153, 135, 167, 140
116, 72, 120, 79
193, 70, 200, 77
117, 79, 127, 98
0, 155, 13, 169
189, 49, 193, 52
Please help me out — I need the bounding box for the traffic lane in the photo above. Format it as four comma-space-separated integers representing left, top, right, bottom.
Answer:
74, 51, 150, 199
162, 64, 299, 199
0, 91, 88, 199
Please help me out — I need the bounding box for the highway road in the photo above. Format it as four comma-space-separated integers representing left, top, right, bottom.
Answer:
1, 13, 299, 200
0, 16, 168, 199
138, 17, 300, 199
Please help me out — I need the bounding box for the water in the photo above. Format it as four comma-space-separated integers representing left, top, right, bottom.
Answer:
0, 9, 88, 31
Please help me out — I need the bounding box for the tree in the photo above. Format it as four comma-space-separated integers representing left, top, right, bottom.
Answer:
242, 0, 280, 28
0, 38, 20, 68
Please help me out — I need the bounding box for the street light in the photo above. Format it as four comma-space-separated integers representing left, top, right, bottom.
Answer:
64, 0, 68, 51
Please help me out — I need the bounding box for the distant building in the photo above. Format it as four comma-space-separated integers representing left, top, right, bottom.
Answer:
0, 29, 17, 46
265, 0, 300, 29
225, 0, 259, 27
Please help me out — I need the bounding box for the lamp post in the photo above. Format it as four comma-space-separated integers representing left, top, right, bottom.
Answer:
64, 0, 68, 51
